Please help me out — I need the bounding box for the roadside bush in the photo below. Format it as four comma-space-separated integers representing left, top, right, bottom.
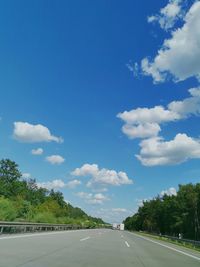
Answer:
31, 212, 56, 223
0, 197, 17, 221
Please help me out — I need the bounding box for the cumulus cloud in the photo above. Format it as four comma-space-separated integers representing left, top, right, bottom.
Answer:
46, 155, 65, 165
66, 179, 81, 189
118, 88, 200, 166
37, 179, 81, 190
168, 87, 200, 117
117, 106, 180, 125
142, 1, 200, 83
71, 163, 133, 187
13, 122, 63, 143
118, 87, 200, 139
31, 148, 43, 155
37, 179, 65, 190
72, 164, 99, 177
148, 0, 184, 31
160, 187, 177, 197
117, 106, 179, 139
121, 123, 161, 139
91, 208, 133, 223
136, 133, 200, 166
76, 192, 109, 204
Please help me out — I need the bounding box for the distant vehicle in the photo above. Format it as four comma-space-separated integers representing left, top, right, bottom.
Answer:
120, 223, 124, 231
112, 223, 124, 230
112, 223, 118, 230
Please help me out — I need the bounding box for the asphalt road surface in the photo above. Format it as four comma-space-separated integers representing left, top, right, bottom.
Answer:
0, 229, 200, 267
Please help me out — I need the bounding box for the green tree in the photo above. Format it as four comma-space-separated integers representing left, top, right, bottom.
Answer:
0, 197, 17, 221
0, 159, 25, 198
0, 158, 106, 226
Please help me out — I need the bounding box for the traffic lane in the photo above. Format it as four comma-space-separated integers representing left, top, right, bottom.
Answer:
125, 231, 200, 261
13, 228, 144, 267
1, 229, 200, 267
0, 229, 144, 267
0, 229, 107, 267
56, 229, 144, 267
123, 231, 200, 267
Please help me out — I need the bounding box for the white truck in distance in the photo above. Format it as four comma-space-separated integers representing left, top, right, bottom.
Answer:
112, 223, 124, 231
120, 223, 124, 231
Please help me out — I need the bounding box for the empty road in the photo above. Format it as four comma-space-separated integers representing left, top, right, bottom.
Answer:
0, 229, 200, 267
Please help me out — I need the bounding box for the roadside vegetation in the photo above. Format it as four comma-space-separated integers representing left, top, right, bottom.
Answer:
135, 231, 200, 252
124, 184, 200, 240
0, 159, 105, 227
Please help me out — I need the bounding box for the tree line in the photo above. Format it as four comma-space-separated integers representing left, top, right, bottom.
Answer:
0, 159, 105, 227
124, 184, 200, 240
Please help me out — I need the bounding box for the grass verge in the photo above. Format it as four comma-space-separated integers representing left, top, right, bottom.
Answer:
133, 231, 200, 253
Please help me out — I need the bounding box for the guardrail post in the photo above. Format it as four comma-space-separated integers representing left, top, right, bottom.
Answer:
0, 227, 3, 234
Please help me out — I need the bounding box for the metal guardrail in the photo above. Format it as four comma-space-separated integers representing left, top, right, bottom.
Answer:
141, 231, 200, 248
161, 234, 200, 247
0, 221, 94, 235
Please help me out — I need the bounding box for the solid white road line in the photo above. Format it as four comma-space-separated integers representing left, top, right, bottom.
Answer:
80, 236, 91, 242
130, 233, 200, 262
125, 241, 130, 247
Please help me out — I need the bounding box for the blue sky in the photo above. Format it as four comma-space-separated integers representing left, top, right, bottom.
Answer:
1, 0, 200, 223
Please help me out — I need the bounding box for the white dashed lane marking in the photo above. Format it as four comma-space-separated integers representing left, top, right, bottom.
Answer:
80, 236, 91, 242
125, 241, 130, 247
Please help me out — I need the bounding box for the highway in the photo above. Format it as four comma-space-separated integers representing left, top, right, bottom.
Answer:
0, 229, 200, 267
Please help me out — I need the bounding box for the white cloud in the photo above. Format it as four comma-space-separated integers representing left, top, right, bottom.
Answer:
118, 87, 200, 139
142, 1, 200, 83
91, 208, 133, 223
76, 192, 109, 204
111, 208, 128, 213
37, 179, 65, 190
22, 173, 31, 179
136, 133, 200, 166
13, 122, 63, 143
148, 0, 184, 31
31, 148, 43, 155
76, 192, 92, 200
46, 155, 65, 165
141, 58, 166, 83
117, 106, 180, 139
72, 163, 98, 177
160, 187, 177, 197
121, 123, 161, 139
66, 179, 81, 189
92, 187, 108, 193
91, 193, 109, 204
117, 106, 180, 124
118, 88, 200, 166
37, 179, 81, 190
72, 163, 133, 187
168, 87, 200, 117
